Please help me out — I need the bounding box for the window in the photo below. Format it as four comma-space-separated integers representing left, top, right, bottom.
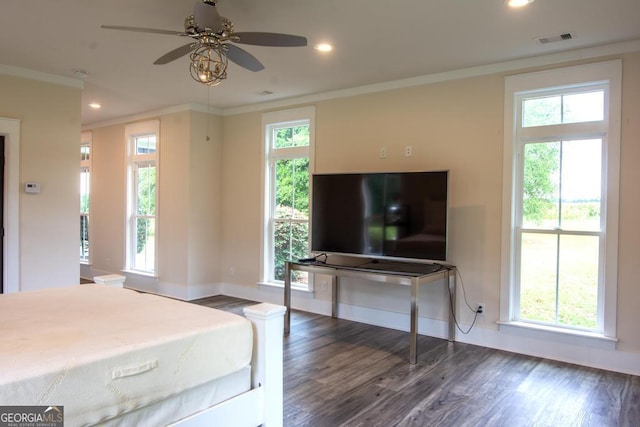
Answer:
80, 132, 91, 263
262, 107, 315, 288
502, 61, 621, 336
125, 121, 159, 275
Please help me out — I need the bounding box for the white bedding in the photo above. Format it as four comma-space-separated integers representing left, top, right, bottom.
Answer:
0, 285, 253, 426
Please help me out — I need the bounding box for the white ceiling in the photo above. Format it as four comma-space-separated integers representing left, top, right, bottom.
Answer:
1, 0, 639, 126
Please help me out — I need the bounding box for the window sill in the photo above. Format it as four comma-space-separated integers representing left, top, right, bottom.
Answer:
258, 281, 312, 293
497, 320, 618, 348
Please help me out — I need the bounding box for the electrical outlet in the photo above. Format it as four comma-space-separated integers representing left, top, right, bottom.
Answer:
404, 145, 412, 157
379, 147, 387, 159
477, 304, 484, 315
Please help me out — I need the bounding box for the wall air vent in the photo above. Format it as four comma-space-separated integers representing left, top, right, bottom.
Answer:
536, 32, 574, 45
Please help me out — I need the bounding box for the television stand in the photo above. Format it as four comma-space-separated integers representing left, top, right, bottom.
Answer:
284, 259, 456, 364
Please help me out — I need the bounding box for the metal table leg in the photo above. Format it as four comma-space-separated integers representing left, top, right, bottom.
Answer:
331, 275, 338, 319
284, 262, 291, 335
448, 267, 456, 342
409, 277, 419, 364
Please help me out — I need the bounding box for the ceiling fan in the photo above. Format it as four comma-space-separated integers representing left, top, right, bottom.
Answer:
102, 0, 307, 86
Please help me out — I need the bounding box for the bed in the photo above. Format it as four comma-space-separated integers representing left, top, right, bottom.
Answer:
0, 284, 286, 427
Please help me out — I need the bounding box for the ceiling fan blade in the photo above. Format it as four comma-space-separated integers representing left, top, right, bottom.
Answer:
101, 25, 184, 36
232, 32, 307, 47
154, 43, 196, 65
225, 44, 264, 72
194, 1, 223, 33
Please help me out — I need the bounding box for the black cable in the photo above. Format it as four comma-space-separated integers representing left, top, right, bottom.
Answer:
447, 266, 481, 335
455, 267, 478, 313
297, 253, 328, 264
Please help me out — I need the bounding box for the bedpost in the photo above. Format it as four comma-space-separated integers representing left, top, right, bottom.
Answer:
243, 303, 287, 427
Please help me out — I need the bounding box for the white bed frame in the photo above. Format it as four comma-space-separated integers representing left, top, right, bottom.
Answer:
170, 303, 287, 427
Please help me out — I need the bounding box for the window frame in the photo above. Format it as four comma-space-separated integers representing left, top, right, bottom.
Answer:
124, 120, 160, 276
80, 131, 91, 264
501, 61, 621, 338
261, 106, 315, 289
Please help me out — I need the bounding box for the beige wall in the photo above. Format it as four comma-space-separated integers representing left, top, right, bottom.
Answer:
0, 74, 80, 290
616, 53, 640, 353
220, 53, 640, 354
87, 110, 223, 298
187, 111, 223, 288
221, 112, 263, 286
158, 112, 190, 287
90, 123, 125, 274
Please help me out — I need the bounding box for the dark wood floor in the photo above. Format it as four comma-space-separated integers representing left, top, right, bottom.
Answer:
193, 295, 640, 427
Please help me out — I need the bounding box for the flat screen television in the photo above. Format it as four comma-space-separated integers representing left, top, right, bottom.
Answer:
311, 171, 449, 263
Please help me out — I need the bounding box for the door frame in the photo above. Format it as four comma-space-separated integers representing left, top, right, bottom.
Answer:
0, 117, 20, 293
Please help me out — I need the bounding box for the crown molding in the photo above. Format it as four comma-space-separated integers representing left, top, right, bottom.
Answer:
0, 64, 83, 89
82, 103, 224, 130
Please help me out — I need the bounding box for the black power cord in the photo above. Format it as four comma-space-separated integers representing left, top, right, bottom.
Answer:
297, 253, 328, 264
447, 266, 482, 335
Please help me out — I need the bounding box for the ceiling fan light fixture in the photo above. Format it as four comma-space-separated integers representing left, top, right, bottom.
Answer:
190, 43, 228, 86
103, 1, 307, 86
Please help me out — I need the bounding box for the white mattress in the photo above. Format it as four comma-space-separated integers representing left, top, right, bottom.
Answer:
104, 366, 252, 427
0, 285, 253, 426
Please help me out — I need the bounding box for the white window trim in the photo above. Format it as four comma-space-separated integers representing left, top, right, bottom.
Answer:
124, 120, 160, 276
80, 131, 92, 265
261, 106, 315, 288
500, 60, 621, 339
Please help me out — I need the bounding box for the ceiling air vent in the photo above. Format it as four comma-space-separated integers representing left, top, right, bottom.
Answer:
536, 32, 574, 45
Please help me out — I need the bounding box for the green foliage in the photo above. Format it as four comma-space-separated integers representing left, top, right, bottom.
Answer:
519, 234, 598, 329
523, 96, 561, 127
136, 166, 156, 254
562, 202, 600, 221
273, 207, 309, 281
137, 219, 149, 254
80, 195, 90, 214
275, 158, 309, 216
523, 143, 559, 224
274, 126, 309, 148
80, 216, 89, 258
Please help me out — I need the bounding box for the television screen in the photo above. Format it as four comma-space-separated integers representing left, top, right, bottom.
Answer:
311, 171, 448, 262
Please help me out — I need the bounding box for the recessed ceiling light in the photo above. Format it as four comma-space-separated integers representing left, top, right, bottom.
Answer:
88, 103, 101, 109
314, 43, 333, 53
507, 0, 534, 7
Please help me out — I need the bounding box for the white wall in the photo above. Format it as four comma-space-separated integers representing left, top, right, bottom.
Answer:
0, 72, 81, 291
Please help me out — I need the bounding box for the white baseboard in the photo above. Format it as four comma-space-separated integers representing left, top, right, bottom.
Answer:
79, 265, 221, 301
125, 280, 221, 301
459, 322, 640, 376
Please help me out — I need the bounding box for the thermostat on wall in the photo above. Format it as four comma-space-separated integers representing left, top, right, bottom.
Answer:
25, 182, 40, 194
